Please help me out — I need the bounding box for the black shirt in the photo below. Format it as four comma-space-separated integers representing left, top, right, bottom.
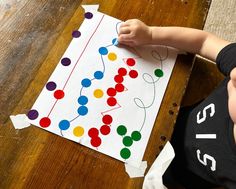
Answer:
164, 43, 236, 189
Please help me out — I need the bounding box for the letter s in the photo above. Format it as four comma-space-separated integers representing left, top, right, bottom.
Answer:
197, 103, 215, 124
196, 149, 216, 171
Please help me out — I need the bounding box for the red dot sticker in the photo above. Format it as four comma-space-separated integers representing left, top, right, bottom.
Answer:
126, 58, 136, 66
39, 117, 51, 128
118, 67, 127, 76
129, 70, 138, 78
100, 125, 111, 135
107, 88, 117, 96
102, 114, 113, 124
115, 83, 125, 92
54, 90, 65, 99
91, 137, 102, 147
107, 97, 117, 106
114, 75, 124, 83
88, 128, 99, 138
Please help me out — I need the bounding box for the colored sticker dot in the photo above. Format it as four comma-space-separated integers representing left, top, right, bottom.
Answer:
126, 58, 136, 66
115, 83, 125, 92
88, 128, 99, 138
107, 97, 117, 106
117, 125, 127, 136
108, 52, 117, 61
78, 95, 88, 105
72, 30, 81, 38
123, 136, 133, 147
131, 131, 142, 141
118, 67, 127, 76
46, 81, 57, 91
102, 114, 113, 124
114, 75, 124, 83
99, 47, 108, 55
120, 148, 131, 159
112, 38, 118, 45
129, 70, 138, 78
107, 88, 117, 96
54, 90, 65, 99
154, 69, 164, 77
90, 137, 102, 147
94, 89, 104, 98
77, 106, 88, 116
84, 12, 93, 19
27, 109, 39, 120
94, 71, 104, 79
81, 78, 91, 87
100, 125, 111, 135
61, 57, 71, 66
59, 120, 70, 130
39, 117, 51, 128
73, 126, 84, 137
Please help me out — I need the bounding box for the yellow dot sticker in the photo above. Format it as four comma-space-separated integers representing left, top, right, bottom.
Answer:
108, 52, 117, 61
94, 89, 104, 98
73, 126, 84, 137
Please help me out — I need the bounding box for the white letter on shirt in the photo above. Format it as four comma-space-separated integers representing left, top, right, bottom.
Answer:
196, 149, 216, 171
197, 103, 215, 124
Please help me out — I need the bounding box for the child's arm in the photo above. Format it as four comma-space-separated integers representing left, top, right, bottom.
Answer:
118, 19, 230, 61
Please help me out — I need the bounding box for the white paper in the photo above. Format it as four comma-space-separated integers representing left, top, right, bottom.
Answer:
143, 141, 175, 189
26, 7, 178, 164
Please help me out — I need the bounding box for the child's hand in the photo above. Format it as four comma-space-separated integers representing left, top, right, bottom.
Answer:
228, 67, 236, 125
118, 19, 152, 46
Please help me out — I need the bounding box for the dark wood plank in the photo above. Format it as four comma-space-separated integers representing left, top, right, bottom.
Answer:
0, 0, 82, 123
0, 0, 211, 188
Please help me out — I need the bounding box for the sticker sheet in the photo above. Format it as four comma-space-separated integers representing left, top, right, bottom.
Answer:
27, 6, 178, 165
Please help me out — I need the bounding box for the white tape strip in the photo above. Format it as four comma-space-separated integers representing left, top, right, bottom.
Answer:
10, 114, 31, 129
82, 4, 99, 12
125, 161, 147, 178
142, 141, 175, 189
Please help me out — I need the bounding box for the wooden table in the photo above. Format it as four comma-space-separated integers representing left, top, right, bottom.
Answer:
0, 0, 211, 188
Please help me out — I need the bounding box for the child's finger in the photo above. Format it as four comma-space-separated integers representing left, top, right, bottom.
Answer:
119, 27, 131, 35
118, 34, 131, 41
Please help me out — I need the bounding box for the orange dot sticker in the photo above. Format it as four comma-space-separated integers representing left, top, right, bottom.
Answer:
108, 52, 117, 61
94, 89, 104, 98
73, 126, 84, 137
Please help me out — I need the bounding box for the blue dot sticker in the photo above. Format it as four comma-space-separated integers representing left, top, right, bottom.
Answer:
112, 38, 119, 46
81, 78, 91, 87
77, 106, 88, 116
59, 120, 70, 130
78, 95, 88, 105
99, 47, 108, 55
94, 71, 104, 79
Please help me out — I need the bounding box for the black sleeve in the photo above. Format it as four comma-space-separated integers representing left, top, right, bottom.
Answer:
216, 43, 236, 76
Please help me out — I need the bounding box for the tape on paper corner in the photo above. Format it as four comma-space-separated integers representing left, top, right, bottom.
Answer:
10, 114, 31, 129
82, 4, 99, 12
125, 161, 147, 178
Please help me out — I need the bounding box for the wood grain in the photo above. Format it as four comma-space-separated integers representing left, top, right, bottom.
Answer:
0, 0, 211, 188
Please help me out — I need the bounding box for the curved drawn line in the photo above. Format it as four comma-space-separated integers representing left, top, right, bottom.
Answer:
100, 54, 106, 73
60, 129, 64, 137
115, 22, 122, 34
133, 98, 147, 132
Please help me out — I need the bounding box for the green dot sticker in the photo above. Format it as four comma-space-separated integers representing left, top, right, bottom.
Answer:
123, 136, 133, 147
154, 69, 164, 77
131, 131, 142, 141
120, 148, 131, 159
117, 125, 127, 136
